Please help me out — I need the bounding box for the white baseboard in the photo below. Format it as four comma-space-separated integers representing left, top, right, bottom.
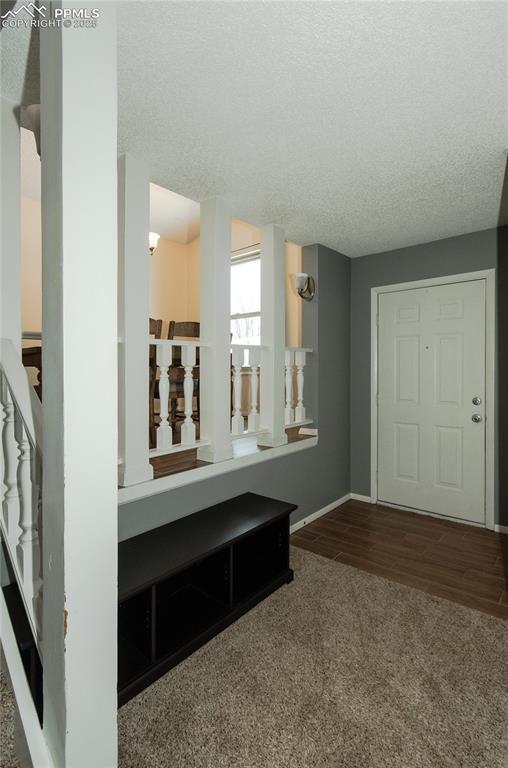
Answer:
350, 493, 373, 503
494, 524, 508, 534
290, 493, 351, 534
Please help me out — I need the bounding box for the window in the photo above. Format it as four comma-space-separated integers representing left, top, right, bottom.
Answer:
230, 252, 260, 345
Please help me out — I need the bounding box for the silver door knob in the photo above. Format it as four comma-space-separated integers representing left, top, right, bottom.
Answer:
472, 396, 482, 406
472, 414, 483, 423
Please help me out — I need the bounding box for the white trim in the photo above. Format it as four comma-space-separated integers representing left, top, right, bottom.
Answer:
494, 524, 508, 535
231, 311, 261, 321
350, 493, 373, 503
370, 270, 496, 529
230, 246, 261, 264
150, 338, 204, 348
148, 439, 211, 458
1, 590, 55, 768
290, 493, 351, 533
119, 435, 318, 505
289, 418, 313, 429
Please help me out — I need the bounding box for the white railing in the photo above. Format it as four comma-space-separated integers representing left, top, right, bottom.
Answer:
284, 347, 312, 426
230, 345, 265, 436
149, 339, 313, 456
150, 338, 205, 454
0, 338, 43, 647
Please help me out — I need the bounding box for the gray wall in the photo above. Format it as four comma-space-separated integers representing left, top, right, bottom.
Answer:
496, 226, 508, 524
119, 244, 350, 541
120, 227, 504, 538
350, 227, 501, 518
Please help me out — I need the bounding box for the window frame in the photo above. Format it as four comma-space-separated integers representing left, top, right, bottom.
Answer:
230, 247, 261, 345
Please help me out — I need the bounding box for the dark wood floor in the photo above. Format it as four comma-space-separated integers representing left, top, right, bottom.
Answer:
291, 499, 508, 620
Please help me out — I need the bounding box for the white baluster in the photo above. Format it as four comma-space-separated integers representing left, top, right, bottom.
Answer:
248, 347, 260, 432
284, 349, 295, 425
1, 379, 20, 544
180, 345, 197, 445
295, 349, 307, 422
14, 415, 37, 623
231, 347, 244, 435
156, 344, 172, 449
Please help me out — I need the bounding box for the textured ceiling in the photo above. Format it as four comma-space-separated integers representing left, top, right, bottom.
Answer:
2, 1, 507, 256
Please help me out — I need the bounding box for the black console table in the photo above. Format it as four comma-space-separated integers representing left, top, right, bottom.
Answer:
118, 492, 296, 705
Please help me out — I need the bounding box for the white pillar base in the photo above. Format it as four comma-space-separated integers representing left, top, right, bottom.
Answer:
118, 462, 153, 487
257, 430, 288, 448
197, 443, 234, 463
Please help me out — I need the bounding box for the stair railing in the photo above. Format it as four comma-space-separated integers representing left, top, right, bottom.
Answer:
1, 337, 43, 646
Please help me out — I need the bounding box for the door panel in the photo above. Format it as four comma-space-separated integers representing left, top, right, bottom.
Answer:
435, 333, 463, 406
377, 280, 485, 523
394, 423, 419, 482
395, 336, 420, 403
435, 426, 463, 489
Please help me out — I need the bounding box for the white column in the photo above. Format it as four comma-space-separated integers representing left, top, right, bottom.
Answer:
156, 344, 172, 449
258, 224, 288, 447
295, 349, 307, 422
180, 345, 197, 445
248, 347, 260, 432
40, 4, 118, 767
117, 153, 154, 486
197, 197, 234, 462
1, 97, 21, 352
284, 349, 295, 425
231, 347, 244, 435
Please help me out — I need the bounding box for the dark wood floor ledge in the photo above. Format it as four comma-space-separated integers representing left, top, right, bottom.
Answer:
291, 499, 508, 620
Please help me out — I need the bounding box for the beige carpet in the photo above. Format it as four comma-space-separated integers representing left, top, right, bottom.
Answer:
0, 664, 18, 768
118, 547, 507, 768
1, 547, 507, 767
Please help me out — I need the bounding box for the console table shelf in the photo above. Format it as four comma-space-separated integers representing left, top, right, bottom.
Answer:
118, 492, 296, 706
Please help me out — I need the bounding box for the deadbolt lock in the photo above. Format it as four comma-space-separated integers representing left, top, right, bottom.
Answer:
471, 413, 483, 423
472, 396, 482, 406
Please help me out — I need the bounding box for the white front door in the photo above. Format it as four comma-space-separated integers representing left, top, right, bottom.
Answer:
377, 279, 486, 523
